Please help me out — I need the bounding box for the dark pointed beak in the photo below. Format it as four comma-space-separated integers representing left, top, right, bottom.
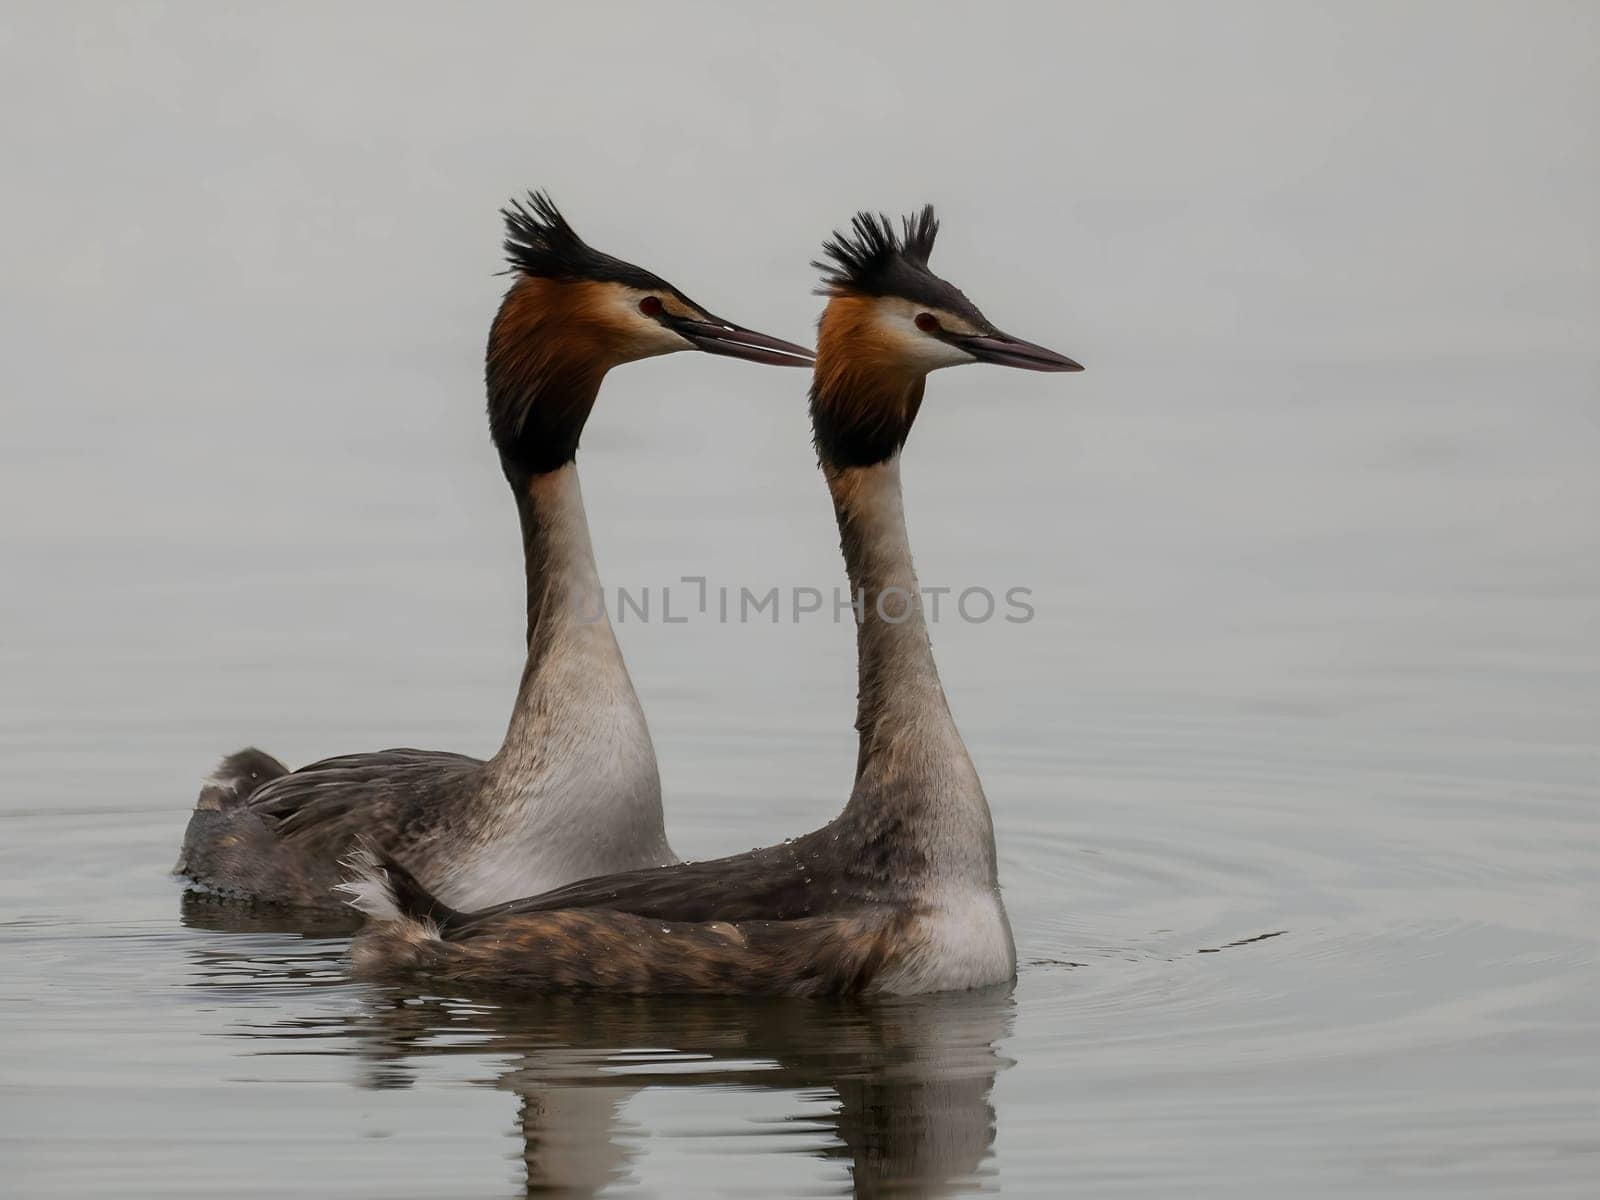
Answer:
668, 315, 815, 368
955, 331, 1083, 373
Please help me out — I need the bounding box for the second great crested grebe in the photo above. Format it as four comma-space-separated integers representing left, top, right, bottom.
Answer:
174, 193, 814, 911
342, 204, 1081, 994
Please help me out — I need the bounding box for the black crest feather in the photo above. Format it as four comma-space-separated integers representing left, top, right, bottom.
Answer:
501, 191, 587, 278
813, 204, 940, 296
499, 190, 666, 291
812, 202, 990, 330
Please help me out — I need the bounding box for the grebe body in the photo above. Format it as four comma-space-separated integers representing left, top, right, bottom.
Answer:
176, 194, 813, 910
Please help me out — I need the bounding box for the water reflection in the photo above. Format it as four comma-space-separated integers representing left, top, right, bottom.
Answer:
367, 991, 1011, 1196
180, 889, 363, 938
180, 903, 1014, 1197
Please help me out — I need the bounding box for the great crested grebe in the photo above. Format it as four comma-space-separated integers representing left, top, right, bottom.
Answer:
342, 205, 1081, 994
175, 193, 814, 910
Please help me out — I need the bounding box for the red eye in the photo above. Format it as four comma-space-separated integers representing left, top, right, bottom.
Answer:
914, 312, 939, 332
639, 295, 663, 317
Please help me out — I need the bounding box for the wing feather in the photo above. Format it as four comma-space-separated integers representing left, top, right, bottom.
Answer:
246, 749, 484, 844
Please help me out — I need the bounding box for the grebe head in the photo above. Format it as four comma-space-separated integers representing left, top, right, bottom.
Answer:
488, 191, 813, 479
810, 205, 1081, 468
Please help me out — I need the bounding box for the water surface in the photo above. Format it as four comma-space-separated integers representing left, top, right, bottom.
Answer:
4, 366, 1596, 1196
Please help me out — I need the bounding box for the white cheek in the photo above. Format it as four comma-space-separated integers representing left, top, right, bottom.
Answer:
879, 311, 976, 371
624, 316, 693, 359
598, 290, 694, 359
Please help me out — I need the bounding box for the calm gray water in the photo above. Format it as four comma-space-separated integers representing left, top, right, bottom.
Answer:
4, 3, 1598, 1195
4, 363, 1597, 1197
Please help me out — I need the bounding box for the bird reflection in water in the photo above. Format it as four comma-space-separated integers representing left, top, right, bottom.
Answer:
369, 990, 1012, 1196
181, 897, 1013, 1197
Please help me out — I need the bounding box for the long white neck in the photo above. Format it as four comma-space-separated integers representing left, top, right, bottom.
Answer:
500, 463, 625, 748
827, 455, 998, 888
444, 463, 672, 909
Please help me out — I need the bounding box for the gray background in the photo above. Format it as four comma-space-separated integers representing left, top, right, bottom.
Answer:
4, 1, 1593, 778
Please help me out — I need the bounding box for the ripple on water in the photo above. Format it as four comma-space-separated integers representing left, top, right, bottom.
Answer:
3, 731, 1597, 1200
